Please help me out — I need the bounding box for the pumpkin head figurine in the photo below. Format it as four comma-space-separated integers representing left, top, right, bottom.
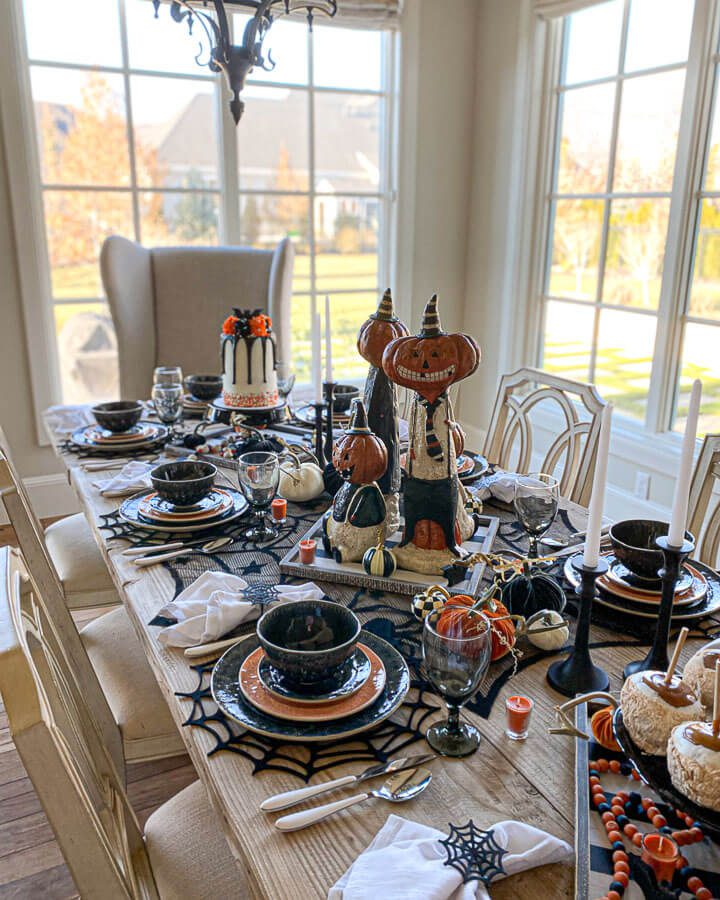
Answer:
382, 295, 480, 404
357, 289, 409, 368
332, 400, 388, 486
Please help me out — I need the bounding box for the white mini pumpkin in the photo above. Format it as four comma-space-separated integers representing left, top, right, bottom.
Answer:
526, 609, 569, 651
278, 459, 325, 502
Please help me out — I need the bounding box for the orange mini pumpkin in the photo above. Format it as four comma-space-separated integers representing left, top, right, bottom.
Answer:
331, 400, 388, 486
382, 295, 480, 404
436, 594, 515, 661
357, 289, 409, 369
590, 706, 621, 752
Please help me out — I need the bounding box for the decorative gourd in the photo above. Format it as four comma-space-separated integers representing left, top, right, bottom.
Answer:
278, 458, 325, 503
331, 400, 388, 485
362, 542, 397, 578
381, 294, 480, 403
437, 593, 515, 661
502, 563, 566, 618
590, 706, 621, 752
525, 610, 569, 651
357, 289, 409, 368
411, 584, 450, 621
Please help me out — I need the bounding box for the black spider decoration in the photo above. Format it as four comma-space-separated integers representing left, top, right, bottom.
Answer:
439, 820, 507, 885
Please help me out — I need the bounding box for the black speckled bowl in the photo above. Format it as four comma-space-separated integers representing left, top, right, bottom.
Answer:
91, 400, 143, 433
150, 460, 217, 507
257, 599, 361, 687
184, 374, 223, 402
332, 384, 360, 413
609, 519, 693, 581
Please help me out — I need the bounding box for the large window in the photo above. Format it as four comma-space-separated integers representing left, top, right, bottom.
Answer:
538, 0, 720, 436
19, 0, 396, 402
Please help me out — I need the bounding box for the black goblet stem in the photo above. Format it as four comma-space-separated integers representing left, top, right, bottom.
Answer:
323, 381, 336, 463
547, 555, 610, 697
312, 401, 325, 465
623, 535, 694, 678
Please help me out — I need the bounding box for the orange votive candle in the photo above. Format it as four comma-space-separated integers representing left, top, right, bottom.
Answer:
271, 498, 287, 521
299, 539, 316, 565
641, 833, 679, 884
505, 695, 534, 740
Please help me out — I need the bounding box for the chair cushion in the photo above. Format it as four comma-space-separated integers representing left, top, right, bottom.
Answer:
145, 780, 247, 899
80, 607, 185, 762
44, 513, 119, 608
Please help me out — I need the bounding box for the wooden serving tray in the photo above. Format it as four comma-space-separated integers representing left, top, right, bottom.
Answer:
279, 514, 499, 596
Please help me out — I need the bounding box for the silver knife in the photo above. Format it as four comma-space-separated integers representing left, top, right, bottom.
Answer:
260, 753, 437, 812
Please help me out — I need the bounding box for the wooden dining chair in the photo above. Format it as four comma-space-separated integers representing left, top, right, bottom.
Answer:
0, 448, 185, 764
0, 545, 245, 899
483, 367, 607, 506
0, 427, 119, 609
688, 433, 720, 568
101, 235, 294, 400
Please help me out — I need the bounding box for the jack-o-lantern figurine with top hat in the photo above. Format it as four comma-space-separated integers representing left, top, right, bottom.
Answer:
357, 289, 409, 532
382, 294, 481, 574
322, 399, 389, 563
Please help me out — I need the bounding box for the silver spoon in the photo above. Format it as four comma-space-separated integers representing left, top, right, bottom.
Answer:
133, 535, 233, 567
274, 767, 432, 832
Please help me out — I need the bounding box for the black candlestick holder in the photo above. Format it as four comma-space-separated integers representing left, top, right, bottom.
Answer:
623, 534, 694, 679
323, 381, 336, 463
312, 401, 325, 465
547, 554, 610, 697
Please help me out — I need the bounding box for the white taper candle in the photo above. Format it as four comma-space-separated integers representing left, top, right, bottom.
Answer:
668, 379, 702, 547
312, 311, 322, 403
583, 402, 613, 568
324, 295, 333, 382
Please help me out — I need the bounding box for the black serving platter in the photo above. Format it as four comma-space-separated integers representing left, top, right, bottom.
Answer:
211, 630, 409, 742
612, 707, 720, 838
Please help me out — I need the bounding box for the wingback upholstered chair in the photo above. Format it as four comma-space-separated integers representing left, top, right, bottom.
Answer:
101, 236, 294, 400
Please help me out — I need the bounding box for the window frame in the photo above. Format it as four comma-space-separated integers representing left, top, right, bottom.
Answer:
1, 0, 398, 441
530, 0, 720, 442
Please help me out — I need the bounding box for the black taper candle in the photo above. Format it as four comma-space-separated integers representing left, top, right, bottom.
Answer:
323, 381, 336, 463
624, 534, 694, 679
547, 554, 610, 697
312, 401, 325, 466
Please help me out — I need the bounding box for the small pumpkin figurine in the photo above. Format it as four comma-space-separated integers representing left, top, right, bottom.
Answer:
525, 609, 569, 651
357, 289, 409, 369
381, 294, 480, 404
441, 593, 516, 661
324, 400, 388, 564
590, 705, 621, 752
411, 584, 450, 621
502, 563, 566, 619
332, 402, 388, 486
363, 541, 397, 578
278, 452, 325, 503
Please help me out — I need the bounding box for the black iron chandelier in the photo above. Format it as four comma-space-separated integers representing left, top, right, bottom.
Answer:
152, 1, 337, 124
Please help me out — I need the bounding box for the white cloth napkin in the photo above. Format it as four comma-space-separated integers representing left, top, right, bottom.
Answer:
473, 472, 522, 505
156, 571, 325, 648
45, 404, 95, 436
328, 814, 572, 900
93, 461, 153, 496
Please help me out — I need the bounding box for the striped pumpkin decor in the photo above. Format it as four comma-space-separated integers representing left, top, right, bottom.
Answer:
362, 543, 397, 578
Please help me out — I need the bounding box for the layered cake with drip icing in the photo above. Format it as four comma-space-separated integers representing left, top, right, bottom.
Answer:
620, 670, 703, 756
221, 309, 278, 408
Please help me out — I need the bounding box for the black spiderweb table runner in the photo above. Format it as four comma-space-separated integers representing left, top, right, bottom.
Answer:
99, 496, 720, 782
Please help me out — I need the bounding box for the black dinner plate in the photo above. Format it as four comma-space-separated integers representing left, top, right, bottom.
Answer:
612, 707, 720, 839
119, 487, 248, 533
211, 630, 409, 742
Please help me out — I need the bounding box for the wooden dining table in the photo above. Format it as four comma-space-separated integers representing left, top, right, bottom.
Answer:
44, 415, 713, 899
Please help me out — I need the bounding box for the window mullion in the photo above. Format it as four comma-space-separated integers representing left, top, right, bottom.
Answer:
646, 0, 719, 434
117, 0, 141, 243
308, 26, 318, 325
